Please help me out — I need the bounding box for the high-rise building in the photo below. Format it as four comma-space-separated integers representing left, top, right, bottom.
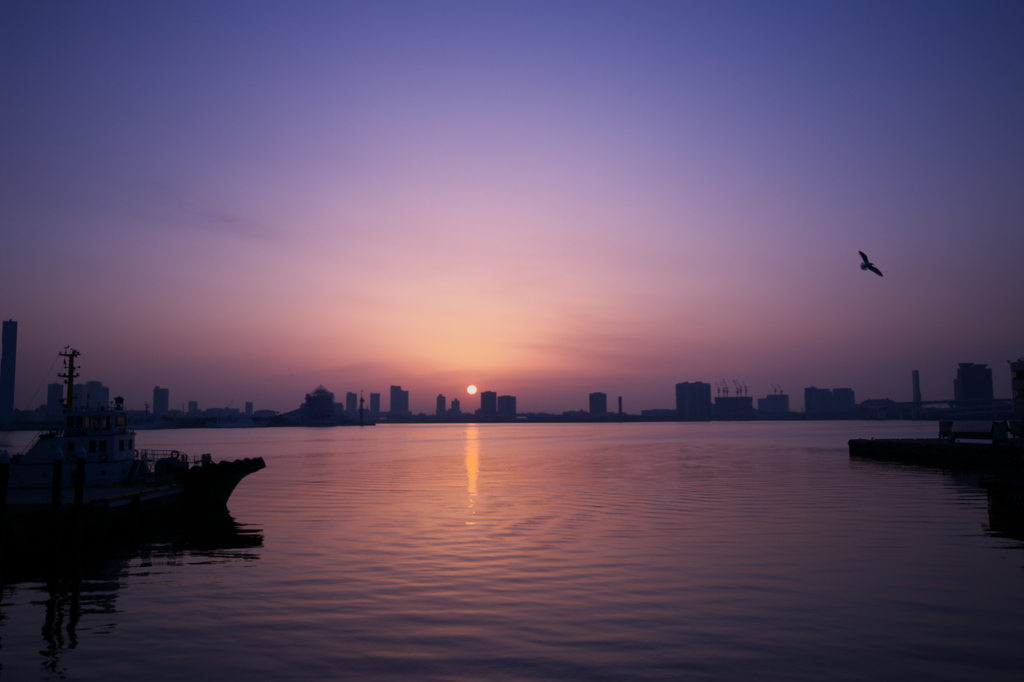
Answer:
954, 363, 993, 407
245, 401, 253, 417
1010, 358, 1024, 414
589, 392, 607, 415
804, 387, 833, 414
675, 382, 712, 420
497, 395, 517, 417
436, 394, 447, 416
833, 388, 855, 413
346, 392, 358, 415
389, 385, 409, 417
370, 392, 381, 418
450, 398, 461, 416
153, 386, 170, 417
46, 382, 63, 416
188, 400, 199, 415
0, 320, 17, 425
78, 381, 110, 410
479, 391, 497, 417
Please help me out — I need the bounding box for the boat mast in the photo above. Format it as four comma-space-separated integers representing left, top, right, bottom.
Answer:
58, 347, 80, 413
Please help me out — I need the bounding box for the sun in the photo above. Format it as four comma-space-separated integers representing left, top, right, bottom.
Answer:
467, 385, 478, 395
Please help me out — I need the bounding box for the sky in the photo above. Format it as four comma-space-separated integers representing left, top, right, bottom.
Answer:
2, 0, 1022, 414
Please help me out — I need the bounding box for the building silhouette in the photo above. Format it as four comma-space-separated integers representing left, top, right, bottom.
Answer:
78, 381, 110, 410
436, 394, 446, 416
303, 385, 335, 423
46, 382, 63, 416
370, 392, 381, 418
479, 391, 497, 417
714, 395, 754, 419
757, 393, 790, 415
153, 386, 170, 417
954, 363, 993, 407
805, 387, 855, 416
589, 392, 607, 415
0, 320, 17, 425
450, 398, 461, 416
804, 387, 833, 414
833, 388, 855, 413
346, 392, 358, 415
497, 395, 517, 417
675, 382, 712, 420
389, 385, 410, 417
1011, 358, 1024, 414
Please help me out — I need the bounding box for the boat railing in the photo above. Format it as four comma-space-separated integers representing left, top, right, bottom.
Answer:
136, 448, 194, 466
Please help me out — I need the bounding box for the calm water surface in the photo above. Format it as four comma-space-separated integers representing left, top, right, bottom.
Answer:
2, 421, 1023, 680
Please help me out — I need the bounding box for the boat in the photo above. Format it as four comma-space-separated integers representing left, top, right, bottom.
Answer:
1, 348, 265, 526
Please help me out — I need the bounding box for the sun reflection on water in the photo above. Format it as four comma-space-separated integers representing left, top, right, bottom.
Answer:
464, 426, 479, 524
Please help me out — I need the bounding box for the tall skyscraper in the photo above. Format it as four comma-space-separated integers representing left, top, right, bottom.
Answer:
346, 392, 358, 415
804, 387, 833, 414
153, 386, 170, 416
370, 392, 381, 418
389, 385, 409, 417
450, 398, 461, 416
46, 382, 63, 416
1010, 358, 1024, 414
0, 320, 17, 425
589, 392, 607, 415
832, 388, 855, 413
675, 382, 711, 420
497, 395, 517, 417
954, 363, 993, 407
479, 391, 497, 417
436, 394, 447, 416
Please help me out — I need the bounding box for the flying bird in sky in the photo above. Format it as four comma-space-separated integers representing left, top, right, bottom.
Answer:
859, 251, 883, 277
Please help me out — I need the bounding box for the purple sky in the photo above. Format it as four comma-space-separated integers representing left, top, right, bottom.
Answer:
2, 1, 1022, 414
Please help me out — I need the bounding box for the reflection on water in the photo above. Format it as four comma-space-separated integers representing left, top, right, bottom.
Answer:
465, 426, 479, 523
1, 510, 262, 680
2, 422, 1024, 681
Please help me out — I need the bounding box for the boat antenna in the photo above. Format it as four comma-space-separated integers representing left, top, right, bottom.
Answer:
58, 346, 80, 413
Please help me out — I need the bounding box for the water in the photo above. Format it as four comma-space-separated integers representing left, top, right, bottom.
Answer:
2, 421, 1023, 680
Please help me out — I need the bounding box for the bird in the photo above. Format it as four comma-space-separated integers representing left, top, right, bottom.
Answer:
859, 251, 883, 277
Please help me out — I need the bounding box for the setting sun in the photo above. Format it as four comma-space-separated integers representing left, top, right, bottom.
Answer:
467, 385, 478, 395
